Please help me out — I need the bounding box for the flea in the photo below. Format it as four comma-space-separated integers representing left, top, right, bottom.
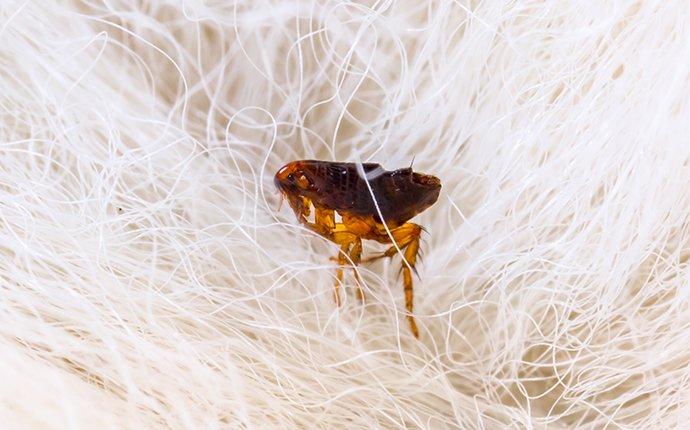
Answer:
275, 160, 441, 337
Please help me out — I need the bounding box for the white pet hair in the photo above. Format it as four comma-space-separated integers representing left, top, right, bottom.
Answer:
0, 0, 688, 428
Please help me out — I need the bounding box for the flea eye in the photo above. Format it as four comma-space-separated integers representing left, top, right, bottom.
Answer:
287, 173, 295, 181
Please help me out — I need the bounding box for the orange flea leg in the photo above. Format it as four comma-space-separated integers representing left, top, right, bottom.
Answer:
401, 226, 421, 338
331, 229, 363, 305
333, 242, 349, 306
349, 239, 364, 302
291, 197, 320, 232
315, 207, 335, 232
361, 245, 399, 263
301, 207, 365, 306
373, 223, 423, 338
327, 250, 364, 300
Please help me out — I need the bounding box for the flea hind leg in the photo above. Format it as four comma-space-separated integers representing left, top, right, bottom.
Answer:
372, 223, 423, 338
399, 224, 422, 338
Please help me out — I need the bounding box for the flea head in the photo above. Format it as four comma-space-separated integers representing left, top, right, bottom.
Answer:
274, 161, 316, 195
274, 161, 320, 218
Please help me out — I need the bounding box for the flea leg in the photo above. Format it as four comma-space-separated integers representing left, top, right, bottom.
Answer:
310, 208, 348, 305
333, 241, 350, 306
287, 197, 333, 237
328, 231, 364, 301
315, 207, 335, 232
399, 225, 422, 338
393, 223, 422, 338
349, 239, 364, 301
293, 207, 363, 305
371, 223, 423, 338
362, 225, 417, 263
331, 229, 360, 306
361, 244, 400, 263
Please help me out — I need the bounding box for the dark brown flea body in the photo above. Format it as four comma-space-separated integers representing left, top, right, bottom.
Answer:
274, 159, 441, 338
275, 160, 441, 226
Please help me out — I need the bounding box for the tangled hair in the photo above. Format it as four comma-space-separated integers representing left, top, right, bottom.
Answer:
0, 0, 688, 427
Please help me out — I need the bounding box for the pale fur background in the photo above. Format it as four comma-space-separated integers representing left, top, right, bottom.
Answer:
0, 0, 689, 428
